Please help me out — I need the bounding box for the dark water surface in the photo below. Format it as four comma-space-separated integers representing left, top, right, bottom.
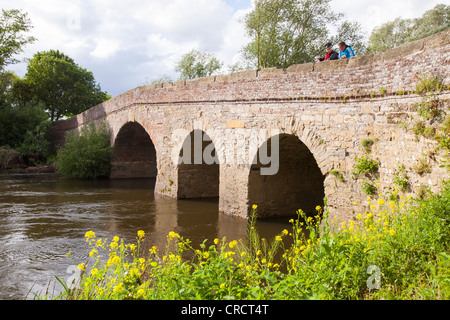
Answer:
0, 174, 291, 300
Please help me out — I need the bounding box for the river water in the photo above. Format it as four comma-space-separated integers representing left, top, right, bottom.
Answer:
0, 174, 292, 300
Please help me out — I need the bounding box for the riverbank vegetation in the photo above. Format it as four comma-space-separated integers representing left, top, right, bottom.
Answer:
55, 122, 112, 180
55, 181, 450, 300
0, 9, 110, 172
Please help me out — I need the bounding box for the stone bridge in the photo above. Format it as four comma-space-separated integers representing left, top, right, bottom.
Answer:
51, 29, 450, 223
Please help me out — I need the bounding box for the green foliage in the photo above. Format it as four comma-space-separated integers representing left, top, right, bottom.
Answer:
412, 120, 426, 136
330, 170, 345, 182
353, 155, 379, 177
413, 155, 432, 176
367, 4, 450, 54
25, 50, 110, 121
393, 165, 409, 192
361, 181, 377, 195
56, 122, 112, 180
57, 184, 450, 300
241, 0, 364, 69
148, 74, 173, 85
415, 73, 445, 95
329, 20, 367, 56
17, 119, 52, 166
362, 139, 375, 153
0, 9, 36, 69
175, 49, 223, 80
0, 98, 48, 149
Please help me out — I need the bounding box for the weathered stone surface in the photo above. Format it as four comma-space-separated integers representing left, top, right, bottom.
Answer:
50, 30, 450, 223
286, 63, 314, 74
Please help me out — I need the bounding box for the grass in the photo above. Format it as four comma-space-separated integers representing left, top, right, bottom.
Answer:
51, 182, 450, 300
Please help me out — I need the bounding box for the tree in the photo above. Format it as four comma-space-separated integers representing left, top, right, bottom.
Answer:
367, 4, 450, 54
24, 50, 110, 121
0, 9, 36, 70
330, 20, 367, 56
175, 49, 223, 80
367, 17, 415, 54
241, 0, 343, 69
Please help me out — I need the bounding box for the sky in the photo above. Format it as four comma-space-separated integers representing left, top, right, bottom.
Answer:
2, 0, 447, 98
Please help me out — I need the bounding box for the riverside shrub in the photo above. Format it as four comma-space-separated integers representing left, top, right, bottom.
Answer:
56, 122, 112, 180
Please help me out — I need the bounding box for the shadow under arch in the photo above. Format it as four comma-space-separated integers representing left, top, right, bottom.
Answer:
177, 130, 219, 199
111, 122, 158, 180
248, 133, 325, 219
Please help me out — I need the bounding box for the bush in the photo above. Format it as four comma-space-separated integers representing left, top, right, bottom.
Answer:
56, 122, 112, 180
18, 120, 52, 166
0, 99, 48, 149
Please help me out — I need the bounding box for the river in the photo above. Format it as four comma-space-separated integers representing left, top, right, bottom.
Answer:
0, 174, 292, 300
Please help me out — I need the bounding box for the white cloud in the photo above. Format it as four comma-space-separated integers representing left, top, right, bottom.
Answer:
2, 0, 446, 97
90, 38, 122, 59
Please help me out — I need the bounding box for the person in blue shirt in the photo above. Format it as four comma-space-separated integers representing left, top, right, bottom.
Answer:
338, 42, 355, 59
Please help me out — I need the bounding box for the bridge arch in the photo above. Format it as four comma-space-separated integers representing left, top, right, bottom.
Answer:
110, 121, 158, 179
248, 133, 325, 219
177, 129, 220, 199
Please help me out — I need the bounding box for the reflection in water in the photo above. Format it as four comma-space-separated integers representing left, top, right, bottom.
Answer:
0, 174, 293, 300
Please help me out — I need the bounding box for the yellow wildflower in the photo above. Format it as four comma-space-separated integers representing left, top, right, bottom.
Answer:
113, 236, 120, 243
229, 240, 238, 249
377, 199, 384, 206
78, 263, 85, 271
389, 229, 396, 236
214, 238, 219, 245
282, 229, 289, 236
113, 283, 124, 293
111, 256, 120, 265
85, 231, 96, 241
316, 205, 322, 211
252, 204, 258, 210
137, 288, 145, 297
168, 231, 179, 239
91, 268, 99, 276
89, 248, 98, 257
137, 230, 145, 239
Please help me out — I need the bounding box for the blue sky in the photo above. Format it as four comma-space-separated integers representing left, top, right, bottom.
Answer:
2, 0, 446, 98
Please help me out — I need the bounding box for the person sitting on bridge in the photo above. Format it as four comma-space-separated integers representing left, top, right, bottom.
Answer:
316, 43, 339, 62
338, 42, 356, 59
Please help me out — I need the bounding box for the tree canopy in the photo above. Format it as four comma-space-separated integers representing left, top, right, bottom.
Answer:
0, 9, 35, 70
367, 4, 450, 54
241, 0, 352, 69
23, 50, 110, 121
175, 49, 223, 80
